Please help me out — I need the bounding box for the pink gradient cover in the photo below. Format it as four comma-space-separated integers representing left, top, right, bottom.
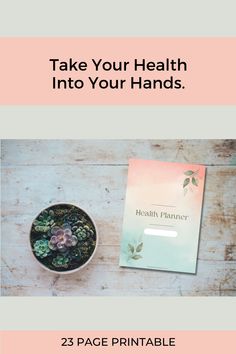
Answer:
120, 159, 206, 274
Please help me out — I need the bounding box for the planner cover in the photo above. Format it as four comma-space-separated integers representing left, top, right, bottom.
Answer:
119, 159, 206, 274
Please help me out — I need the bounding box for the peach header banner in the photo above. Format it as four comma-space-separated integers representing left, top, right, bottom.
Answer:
0, 38, 235, 105
1, 331, 236, 353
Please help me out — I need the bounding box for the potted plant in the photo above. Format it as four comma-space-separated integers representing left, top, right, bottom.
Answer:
30, 203, 98, 274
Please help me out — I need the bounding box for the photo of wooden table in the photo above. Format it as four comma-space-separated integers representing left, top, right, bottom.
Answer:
1, 140, 236, 296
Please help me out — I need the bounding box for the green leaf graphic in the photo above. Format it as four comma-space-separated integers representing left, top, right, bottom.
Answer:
128, 244, 135, 253
192, 177, 199, 186
183, 178, 190, 188
184, 170, 194, 176
136, 242, 143, 253
132, 254, 142, 260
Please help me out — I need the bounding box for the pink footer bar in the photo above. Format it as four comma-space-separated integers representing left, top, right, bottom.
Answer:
1, 331, 235, 353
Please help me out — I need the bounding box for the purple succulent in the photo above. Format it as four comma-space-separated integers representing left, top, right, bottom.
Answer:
49, 225, 78, 252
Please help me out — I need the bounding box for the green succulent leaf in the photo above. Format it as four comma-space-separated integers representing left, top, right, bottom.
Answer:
132, 254, 142, 260
49, 210, 54, 217
184, 170, 194, 176
33, 239, 51, 258
183, 178, 190, 188
192, 177, 199, 186
52, 255, 70, 268
35, 225, 50, 233
136, 242, 143, 253
34, 210, 55, 233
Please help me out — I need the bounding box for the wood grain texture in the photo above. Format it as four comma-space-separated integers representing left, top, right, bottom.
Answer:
1, 140, 236, 296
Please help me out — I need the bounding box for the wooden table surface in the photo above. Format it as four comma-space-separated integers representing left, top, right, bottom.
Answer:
1, 140, 236, 296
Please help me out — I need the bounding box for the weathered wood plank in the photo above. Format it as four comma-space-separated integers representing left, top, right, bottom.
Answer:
1, 211, 235, 262
2, 140, 236, 166
1, 260, 235, 296
1, 165, 235, 215
1, 140, 236, 296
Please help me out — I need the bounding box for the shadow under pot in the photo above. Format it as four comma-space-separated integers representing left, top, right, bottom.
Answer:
30, 203, 98, 274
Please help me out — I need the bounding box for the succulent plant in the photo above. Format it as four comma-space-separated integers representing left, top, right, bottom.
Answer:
77, 243, 90, 259
30, 204, 97, 272
70, 248, 81, 260
48, 224, 78, 252
53, 207, 69, 218
33, 210, 55, 233
66, 212, 80, 223
75, 225, 94, 241
52, 254, 70, 268
77, 240, 96, 260
33, 239, 51, 258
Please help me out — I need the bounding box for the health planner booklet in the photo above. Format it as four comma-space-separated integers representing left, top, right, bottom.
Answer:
119, 159, 206, 274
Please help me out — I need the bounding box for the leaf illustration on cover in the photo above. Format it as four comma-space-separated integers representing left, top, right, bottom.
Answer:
183, 169, 200, 195
192, 177, 199, 186
128, 243, 135, 253
183, 178, 190, 188
136, 242, 143, 253
127, 240, 143, 260
184, 170, 194, 176
132, 254, 142, 260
